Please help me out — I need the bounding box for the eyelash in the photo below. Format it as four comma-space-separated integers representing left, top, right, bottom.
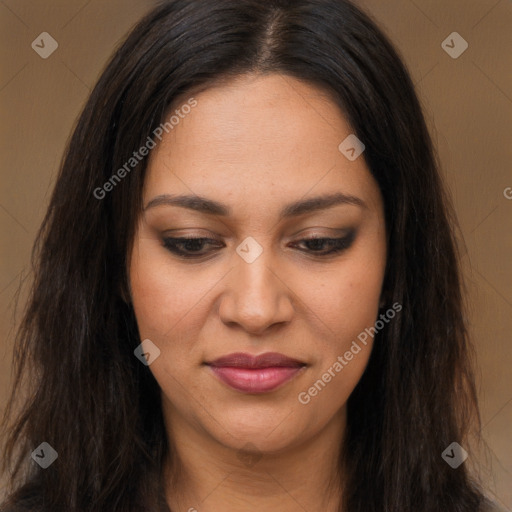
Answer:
162, 232, 355, 259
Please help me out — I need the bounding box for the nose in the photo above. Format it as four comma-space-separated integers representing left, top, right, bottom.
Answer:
218, 250, 295, 335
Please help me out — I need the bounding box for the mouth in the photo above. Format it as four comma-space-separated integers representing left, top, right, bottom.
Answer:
205, 352, 307, 394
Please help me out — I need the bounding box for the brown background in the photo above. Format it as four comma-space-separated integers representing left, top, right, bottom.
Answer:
1, 0, 511, 508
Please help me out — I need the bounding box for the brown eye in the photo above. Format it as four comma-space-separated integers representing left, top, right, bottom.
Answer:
162, 237, 224, 258
292, 231, 356, 256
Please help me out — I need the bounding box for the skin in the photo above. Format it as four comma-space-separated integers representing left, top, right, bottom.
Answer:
128, 73, 387, 512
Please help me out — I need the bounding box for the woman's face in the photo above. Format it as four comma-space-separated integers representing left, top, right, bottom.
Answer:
129, 73, 387, 454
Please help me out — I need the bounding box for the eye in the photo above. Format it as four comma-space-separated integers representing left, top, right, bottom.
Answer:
162, 237, 224, 258
162, 231, 356, 260
291, 231, 356, 256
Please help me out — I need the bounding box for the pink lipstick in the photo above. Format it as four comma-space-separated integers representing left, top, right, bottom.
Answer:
206, 352, 306, 393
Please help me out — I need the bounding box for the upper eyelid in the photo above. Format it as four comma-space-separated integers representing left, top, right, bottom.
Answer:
163, 233, 352, 242
161, 225, 355, 238
162, 233, 355, 252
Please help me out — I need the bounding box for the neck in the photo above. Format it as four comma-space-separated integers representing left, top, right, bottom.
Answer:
162, 402, 345, 512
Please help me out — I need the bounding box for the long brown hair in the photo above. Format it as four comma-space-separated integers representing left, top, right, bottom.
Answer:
1, 0, 485, 510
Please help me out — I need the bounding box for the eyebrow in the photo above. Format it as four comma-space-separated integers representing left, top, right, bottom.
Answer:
143, 191, 367, 219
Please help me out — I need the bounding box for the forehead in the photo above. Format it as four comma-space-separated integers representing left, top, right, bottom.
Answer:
143, 73, 381, 215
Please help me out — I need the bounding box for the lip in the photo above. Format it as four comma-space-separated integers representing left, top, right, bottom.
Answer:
206, 352, 306, 393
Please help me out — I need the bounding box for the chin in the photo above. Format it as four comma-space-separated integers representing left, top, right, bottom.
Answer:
207, 408, 310, 453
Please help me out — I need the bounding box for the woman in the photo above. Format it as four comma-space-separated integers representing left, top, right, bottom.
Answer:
0, 0, 502, 510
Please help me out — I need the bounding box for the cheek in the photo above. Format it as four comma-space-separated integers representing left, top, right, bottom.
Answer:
129, 235, 198, 336
128, 239, 201, 400
295, 267, 383, 421
296, 242, 385, 404
129, 240, 174, 335
128, 235, 223, 363
308, 255, 385, 346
